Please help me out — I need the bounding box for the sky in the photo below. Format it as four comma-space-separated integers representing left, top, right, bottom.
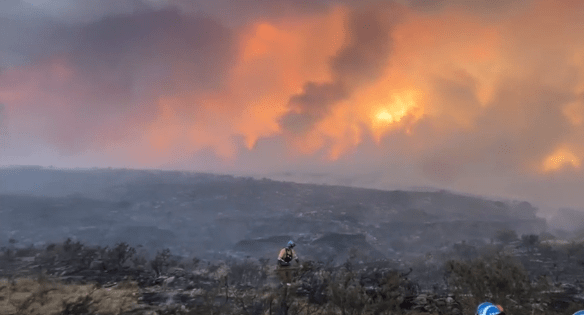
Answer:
1, 0, 584, 214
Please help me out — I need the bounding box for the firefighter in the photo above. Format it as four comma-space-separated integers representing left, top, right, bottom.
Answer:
278, 240, 299, 266
277, 240, 299, 284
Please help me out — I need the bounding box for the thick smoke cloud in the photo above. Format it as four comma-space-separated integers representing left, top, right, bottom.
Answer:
281, 4, 399, 137
2, 0, 584, 211
66, 8, 233, 92
0, 3, 234, 153
282, 82, 349, 134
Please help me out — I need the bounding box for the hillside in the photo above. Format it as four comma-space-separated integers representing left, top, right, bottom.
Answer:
0, 166, 549, 262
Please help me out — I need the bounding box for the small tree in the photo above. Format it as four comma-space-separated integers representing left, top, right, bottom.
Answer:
150, 249, 171, 277
62, 238, 84, 262
105, 242, 136, 270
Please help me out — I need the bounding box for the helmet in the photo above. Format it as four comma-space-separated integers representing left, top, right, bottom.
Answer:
287, 240, 296, 248
481, 305, 503, 315
476, 302, 495, 315
573, 311, 584, 315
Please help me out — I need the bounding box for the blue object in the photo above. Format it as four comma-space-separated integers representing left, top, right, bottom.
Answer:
481, 305, 503, 315
476, 302, 495, 315
287, 240, 296, 248
573, 311, 584, 315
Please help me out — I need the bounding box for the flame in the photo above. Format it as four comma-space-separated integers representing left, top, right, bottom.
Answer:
373, 90, 420, 124
369, 90, 424, 142
542, 147, 581, 172
376, 111, 395, 122
287, 88, 425, 160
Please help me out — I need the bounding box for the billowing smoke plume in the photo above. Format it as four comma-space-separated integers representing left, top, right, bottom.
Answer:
281, 4, 399, 136
1, 0, 584, 210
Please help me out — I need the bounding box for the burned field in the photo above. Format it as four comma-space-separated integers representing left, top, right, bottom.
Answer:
2, 238, 584, 314
1, 167, 584, 314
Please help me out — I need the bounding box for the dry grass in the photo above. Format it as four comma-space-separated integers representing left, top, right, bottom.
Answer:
0, 276, 139, 315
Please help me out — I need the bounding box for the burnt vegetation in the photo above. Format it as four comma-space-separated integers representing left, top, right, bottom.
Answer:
1, 167, 584, 314
1, 235, 584, 314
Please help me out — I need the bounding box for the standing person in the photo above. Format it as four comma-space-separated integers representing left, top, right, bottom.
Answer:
277, 240, 299, 284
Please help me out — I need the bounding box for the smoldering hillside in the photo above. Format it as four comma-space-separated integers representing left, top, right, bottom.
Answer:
0, 166, 581, 263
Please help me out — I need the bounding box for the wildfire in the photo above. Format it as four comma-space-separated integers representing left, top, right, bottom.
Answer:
370, 90, 424, 141
376, 108, 406, 124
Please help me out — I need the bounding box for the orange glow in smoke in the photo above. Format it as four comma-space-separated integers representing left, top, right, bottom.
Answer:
317, 103, 362, 160
371, 90, 424, 143
227, 7, 348, 151
389, 9, 503, 109
3, 0, 584, 175
140, 6, 350, 160
148, 99, 181, 152
542, 147, 581, 172
371, 90, 424, 140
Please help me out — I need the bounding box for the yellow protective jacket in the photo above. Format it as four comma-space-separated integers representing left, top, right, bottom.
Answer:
278, 247, 298, 264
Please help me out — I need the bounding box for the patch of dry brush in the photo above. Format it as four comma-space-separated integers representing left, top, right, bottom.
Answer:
0, 275, 139, 315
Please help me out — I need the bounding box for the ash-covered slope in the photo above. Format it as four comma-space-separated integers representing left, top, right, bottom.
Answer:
0, 167, 548, 261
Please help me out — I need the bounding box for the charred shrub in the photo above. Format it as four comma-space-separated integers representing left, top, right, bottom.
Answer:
103, 242, 136, 271
63, 238, 83, 255
62, 238, 84, 263
370, 269, 415, 315
227, 259, 265, 288
327, 265, 371, 315
296, 260, 329, 305
151, 249, 171, 277
445, 252, 549, 315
